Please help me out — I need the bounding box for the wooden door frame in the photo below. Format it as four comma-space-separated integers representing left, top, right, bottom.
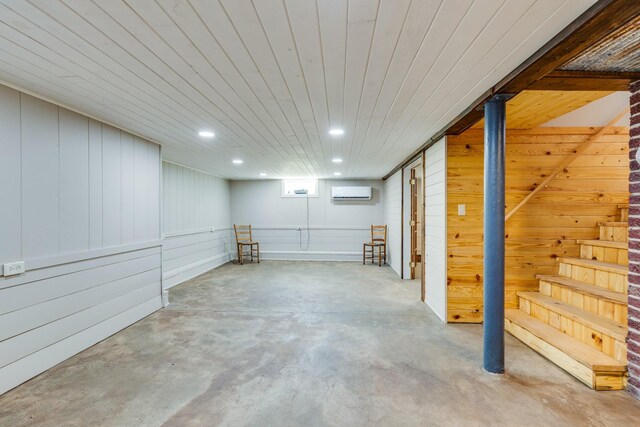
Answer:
410, 167, 417, 280
421, 151, 426, 302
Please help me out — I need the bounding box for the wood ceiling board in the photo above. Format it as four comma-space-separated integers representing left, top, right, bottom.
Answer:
0, 0, 598, 178
383, 0, 640, 180
472, 90, 614, 130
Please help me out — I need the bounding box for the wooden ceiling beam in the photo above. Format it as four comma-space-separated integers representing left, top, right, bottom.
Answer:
528, 71, 640, 91
383, 0, 640, 180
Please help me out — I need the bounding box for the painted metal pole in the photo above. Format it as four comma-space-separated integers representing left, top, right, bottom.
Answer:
483, 95, 508, 374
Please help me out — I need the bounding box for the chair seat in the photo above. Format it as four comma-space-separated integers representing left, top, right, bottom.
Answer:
238, 241, 258, 245
364, 242, 385, 246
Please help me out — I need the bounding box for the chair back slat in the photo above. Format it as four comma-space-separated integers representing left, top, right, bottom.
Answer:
371, 225, 387, 244
234, 224, 253, 243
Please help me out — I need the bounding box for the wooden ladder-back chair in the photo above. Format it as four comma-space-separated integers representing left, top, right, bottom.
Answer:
234, 224, 260, 265
363, 225, 387, 266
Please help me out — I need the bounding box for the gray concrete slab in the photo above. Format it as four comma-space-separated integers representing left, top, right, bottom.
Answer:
1, 261, 639, 426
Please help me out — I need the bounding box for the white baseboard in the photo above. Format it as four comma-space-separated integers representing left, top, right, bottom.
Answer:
246, 250, 363, 262
162, 252, 231, 290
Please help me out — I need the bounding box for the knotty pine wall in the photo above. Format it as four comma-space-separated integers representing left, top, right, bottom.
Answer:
446, 127, 629, 323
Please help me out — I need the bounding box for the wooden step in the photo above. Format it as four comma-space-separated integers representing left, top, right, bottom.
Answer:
517, 292, 627, 362
557, 257, 627, 293
598, 222, 628, 242
536, 274, 627, 324
577, 239, 627, 265
505, 309, 626, 390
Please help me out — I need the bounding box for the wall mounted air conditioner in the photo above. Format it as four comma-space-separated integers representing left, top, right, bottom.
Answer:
331, 186, 372, 201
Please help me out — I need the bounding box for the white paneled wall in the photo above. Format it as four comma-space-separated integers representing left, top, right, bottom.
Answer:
162, 162, 231, 289
230, 179, 384, 261
383, 171, 402, 276
0, 85, 162, 395
424, 138, 447, 321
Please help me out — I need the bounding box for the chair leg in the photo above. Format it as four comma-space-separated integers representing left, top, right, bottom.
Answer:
362, 245, 365, 265
256, 243, 260, 263
378, 246, 382, 267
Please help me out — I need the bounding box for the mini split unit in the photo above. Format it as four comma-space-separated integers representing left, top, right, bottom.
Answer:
331, 186, 372, 201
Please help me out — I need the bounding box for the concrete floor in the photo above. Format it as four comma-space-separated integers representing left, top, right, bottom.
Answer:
1, 261, 640, 426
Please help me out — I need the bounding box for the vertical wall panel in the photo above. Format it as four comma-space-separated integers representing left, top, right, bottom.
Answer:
120, 132, 135, 244
21, 94, 59, 259
88, 119, 103, 249
0, 85, 21, 267
102, 125, 122, 247
0, 83, 162, 395
383, 171, 402, 276
147, 141, 161, 240
59, 108, 90, 254
134, 137, 149, 242
424, 138, 447, 322
161, 161, 231, 289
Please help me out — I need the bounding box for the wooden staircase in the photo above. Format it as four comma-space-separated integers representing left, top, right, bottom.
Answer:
505, 204, 629, 390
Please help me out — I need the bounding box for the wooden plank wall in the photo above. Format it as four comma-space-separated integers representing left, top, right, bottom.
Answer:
0, 85, 162, 394
161, 162, 232, 289
446, 127, 629, 323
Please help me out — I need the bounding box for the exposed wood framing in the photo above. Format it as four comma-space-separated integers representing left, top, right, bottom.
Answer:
383, 0, 640, 180
529, 71, 640, 91
505, 108, 630, 221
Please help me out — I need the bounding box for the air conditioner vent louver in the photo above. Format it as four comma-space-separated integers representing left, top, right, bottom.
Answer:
331, 186, 372, 201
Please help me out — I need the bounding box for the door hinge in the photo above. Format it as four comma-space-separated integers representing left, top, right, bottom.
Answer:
410, 262, 416, 268
410, 179, 416, 185
410, 220, 416, 226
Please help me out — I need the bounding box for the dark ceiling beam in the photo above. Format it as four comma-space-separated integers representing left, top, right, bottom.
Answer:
383, 0, 640, 180
528, 70, 640, 91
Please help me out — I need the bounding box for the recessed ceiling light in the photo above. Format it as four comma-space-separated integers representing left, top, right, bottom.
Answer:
198, 130, 215, 138
232, 159, 243, 164
333, 172, 342, 176
329, 129, 344, 136
259, 172, 267, 177
332, 158, 342, 163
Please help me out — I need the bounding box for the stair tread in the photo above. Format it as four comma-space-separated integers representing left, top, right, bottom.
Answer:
517, 292, 627, 342
598, 222, 627, 226
536, 274, 627, 304
557, 257, 628, 274
617, 204, 629, 209
576, 239, 627, 249
506, 309, 626, 372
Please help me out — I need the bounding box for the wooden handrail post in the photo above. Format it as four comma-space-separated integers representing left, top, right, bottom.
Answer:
504, 108, 630, 221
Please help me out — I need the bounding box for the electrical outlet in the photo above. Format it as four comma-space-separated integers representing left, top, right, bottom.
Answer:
211, 227, 215, 232
458, 204, 466, 216
3, 261, 25, 276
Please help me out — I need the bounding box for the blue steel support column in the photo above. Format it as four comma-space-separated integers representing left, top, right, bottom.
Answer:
483, 95, 508, 374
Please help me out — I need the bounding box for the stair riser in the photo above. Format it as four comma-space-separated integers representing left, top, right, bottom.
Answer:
599, 224, 628, 242
579, 244, 628, 266
505, 318, 626, 390
558, 263, 627, 293
539, 280, 628, 324
519, 298, 627, 363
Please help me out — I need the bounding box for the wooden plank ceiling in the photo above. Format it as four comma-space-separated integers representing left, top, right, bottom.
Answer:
472, 90, 613, 130
0, 0, 597, 179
